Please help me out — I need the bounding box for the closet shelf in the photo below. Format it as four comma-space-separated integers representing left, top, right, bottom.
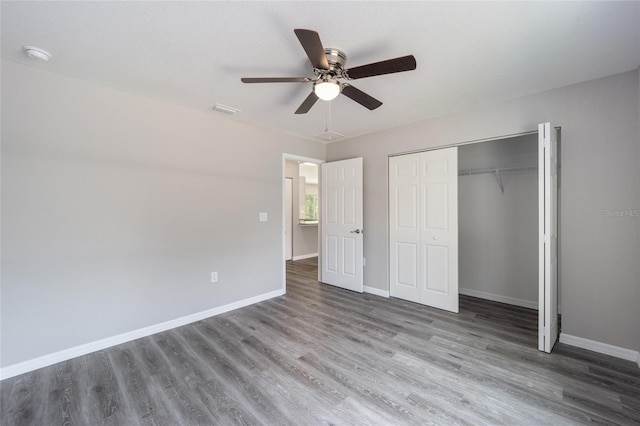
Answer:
458, 166, 537, 194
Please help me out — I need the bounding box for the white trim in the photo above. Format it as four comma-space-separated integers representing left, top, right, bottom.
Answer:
560, 333, 639, 363
364, 286, 390, 298
292, 253, 318, 261
388, 129, 539, 158
459, 288, 538, 310
282, 154, 325, 164
0, 288, 284, 381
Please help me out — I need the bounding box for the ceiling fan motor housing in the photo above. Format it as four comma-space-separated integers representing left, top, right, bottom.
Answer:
324, 48, 347, 71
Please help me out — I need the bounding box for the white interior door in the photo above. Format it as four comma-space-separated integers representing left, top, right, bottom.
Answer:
390, 148, 459, 313
538, 122, 559, 353
285, 177, 293, 261
321, 158, 363, 292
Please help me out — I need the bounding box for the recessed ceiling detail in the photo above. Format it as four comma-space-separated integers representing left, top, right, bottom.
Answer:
314, 130, 345, 142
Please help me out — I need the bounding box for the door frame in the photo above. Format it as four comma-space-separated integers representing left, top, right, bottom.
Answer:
284, 177, 294, 261
387, 127, 560, 351
282, 154, 325, 293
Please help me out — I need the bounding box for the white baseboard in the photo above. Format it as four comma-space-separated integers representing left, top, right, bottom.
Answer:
560, 333, 639, 363
0, 288, 285, 381
292, 253, 318, 261
459, 288, 538, 310
364, 286, 390, 298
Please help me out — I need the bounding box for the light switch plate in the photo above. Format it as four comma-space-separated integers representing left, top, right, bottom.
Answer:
259, 212, 268, 222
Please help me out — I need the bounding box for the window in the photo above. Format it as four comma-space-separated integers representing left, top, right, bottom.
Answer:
305, 194, 319, 221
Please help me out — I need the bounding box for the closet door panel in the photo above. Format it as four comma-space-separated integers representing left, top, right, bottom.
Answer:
397, 186, 418, 228
423, 244, 449, 293
389, 154, 421, 303
538, 122, 559, 352
424, 183, 448, 230
419, 148, 459, 312
396, 242, 418, 287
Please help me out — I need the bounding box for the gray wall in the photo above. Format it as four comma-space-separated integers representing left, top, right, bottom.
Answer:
458, 136, 538, 306
1, 60, 325, 367
285, 160, 319, 258
327, 69, 640, 352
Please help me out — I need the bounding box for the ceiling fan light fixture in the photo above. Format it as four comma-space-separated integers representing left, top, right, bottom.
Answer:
314, 78, 340, 101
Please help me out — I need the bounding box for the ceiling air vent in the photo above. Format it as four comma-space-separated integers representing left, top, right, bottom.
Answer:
314, 131, 345, 142
209, 103, 240, 115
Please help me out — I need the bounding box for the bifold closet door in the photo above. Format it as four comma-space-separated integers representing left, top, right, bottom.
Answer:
389, 148, 459, 313
538, 122, 559, 353
389, 153, 421, 303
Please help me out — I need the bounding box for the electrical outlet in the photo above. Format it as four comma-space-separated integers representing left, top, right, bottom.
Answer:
211, 272, 218, 283
259, 212, 268, 222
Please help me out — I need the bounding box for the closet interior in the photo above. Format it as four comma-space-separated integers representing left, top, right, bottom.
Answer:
458, 134, 539, 309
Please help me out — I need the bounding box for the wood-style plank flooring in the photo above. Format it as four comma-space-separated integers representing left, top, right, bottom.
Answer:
2, 257, 639, 425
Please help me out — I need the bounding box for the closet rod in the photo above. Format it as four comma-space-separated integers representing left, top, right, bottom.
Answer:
458, 166, 537, 176
458, 166, 537, 194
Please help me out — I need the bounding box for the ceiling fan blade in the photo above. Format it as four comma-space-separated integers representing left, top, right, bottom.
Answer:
294, 29, 329, 70
344, 55, 417, 80
341, 84, 383, 110
241, 77, 311, 83
295, 92, 319, 114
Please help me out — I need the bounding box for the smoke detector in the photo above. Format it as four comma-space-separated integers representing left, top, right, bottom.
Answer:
22, 46, 52, 61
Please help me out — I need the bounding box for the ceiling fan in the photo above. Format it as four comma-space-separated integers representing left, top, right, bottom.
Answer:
241, 29, 417, 114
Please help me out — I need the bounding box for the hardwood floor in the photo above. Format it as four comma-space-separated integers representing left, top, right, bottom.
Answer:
2, 257, 639, 425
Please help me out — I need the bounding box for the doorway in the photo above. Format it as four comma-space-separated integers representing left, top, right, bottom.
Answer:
282, 154, 324, 291
458, 134, 539, 310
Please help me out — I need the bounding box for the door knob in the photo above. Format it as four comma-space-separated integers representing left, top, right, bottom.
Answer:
350, 229, 361, 234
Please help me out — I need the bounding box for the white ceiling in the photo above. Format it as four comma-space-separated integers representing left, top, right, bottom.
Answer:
2, 1, 639, 143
